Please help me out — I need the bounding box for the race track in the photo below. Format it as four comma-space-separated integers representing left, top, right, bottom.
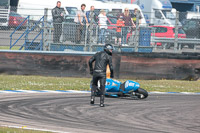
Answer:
0, 93, 200, 133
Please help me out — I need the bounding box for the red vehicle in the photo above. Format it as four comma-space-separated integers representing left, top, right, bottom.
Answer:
107, 16, 117, 30
150, 25, 186, 47
8, 11, 27, 29
127, 25, 186, 48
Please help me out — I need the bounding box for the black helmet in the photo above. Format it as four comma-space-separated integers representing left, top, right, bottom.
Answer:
104, 44, 114, 55
104, 44, 114, 50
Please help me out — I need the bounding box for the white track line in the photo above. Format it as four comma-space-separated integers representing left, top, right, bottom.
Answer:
0, 90, 199, 94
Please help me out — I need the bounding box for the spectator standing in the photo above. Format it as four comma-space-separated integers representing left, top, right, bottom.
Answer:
98, 9, 108, 45
74, 4, 88, 44
119, 8, 135, 45
52, 1, 66, 43
131, 8, 143, 25
86, 6, 96, 44
89, 44, 114, 107
115, 16, 125, 45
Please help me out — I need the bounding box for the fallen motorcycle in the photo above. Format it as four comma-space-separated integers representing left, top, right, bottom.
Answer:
91, 78, 148, 99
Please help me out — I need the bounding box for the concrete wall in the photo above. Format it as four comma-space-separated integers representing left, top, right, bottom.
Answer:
119, 52, 200, 80
0, 51, 199, 80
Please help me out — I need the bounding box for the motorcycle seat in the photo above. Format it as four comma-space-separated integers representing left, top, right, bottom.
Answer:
119, 82, 126, 91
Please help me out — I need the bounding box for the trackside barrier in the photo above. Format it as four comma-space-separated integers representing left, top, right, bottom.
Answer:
51, 43, 153, 53
152, 37, 200, 50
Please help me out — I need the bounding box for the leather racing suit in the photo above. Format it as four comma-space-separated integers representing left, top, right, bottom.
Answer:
89, 49, 114, 105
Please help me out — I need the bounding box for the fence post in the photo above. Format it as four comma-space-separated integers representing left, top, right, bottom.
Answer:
151, 28, 157, 50
96, 25, 98, 44
89, 24, 93, 52
174, 11, 179, 51
134, 10, 140, 52
43, 8, 48, 51
25, 16, 30, 50
83, 25, 88, 51
61, 22, 64, 43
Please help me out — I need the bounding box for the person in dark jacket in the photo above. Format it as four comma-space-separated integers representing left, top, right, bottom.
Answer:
52, 1, 66, 43
89, 44, 114, 107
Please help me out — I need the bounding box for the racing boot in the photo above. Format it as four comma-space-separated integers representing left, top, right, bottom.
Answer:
100, 95, 104, 107
90, 91, 95, 104
90, 97, 95, 104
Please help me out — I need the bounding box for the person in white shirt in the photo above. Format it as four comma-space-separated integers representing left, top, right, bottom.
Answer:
97, 10, 108, 45
74, 4, 88, 44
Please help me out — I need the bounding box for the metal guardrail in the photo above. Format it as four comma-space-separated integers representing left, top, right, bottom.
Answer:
152, 37, 200, 50
152, 37, 200, 44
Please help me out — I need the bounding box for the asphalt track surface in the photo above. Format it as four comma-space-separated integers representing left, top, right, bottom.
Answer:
0, 93, 200, 133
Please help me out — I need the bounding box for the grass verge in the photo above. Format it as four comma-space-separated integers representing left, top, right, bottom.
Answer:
0, 75, 200, 92
0, 46, 21, 50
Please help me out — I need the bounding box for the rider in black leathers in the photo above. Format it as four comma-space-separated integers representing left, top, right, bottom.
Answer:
89, 44, 114, 107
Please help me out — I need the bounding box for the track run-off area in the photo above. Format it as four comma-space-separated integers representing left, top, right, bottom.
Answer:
0, 92, 200, 133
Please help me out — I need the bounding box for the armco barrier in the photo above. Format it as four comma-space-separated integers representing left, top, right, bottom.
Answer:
50, 44, 86, 51
0, 50, 199, 80
50, 44, 152, 53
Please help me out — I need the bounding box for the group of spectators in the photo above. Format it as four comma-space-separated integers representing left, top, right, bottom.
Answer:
115, 8, 143, 45
52, 1, 142, 45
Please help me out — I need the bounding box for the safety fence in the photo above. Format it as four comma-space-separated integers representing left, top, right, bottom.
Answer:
1, 7, 200, 53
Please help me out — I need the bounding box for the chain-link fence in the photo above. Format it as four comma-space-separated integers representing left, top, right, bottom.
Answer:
1, 6, 200, 52
0, 6, 46, 50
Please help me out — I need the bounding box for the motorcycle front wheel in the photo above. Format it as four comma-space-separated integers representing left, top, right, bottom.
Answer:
136, 88, 148, 99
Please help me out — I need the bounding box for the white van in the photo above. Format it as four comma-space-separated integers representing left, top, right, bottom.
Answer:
133, 0, 180, 26
16, 0, 71, 22
186, 11, 200, 19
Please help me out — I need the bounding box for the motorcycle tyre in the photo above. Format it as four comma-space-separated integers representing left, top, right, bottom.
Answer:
136, 88, 148, 99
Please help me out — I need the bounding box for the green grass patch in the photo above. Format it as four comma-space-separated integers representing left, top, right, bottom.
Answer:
0, 126, 51, 133
137, 80, 200, 92
0, 46, 21, 50
0, 75, 200, 92
0, 75, 90, 91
